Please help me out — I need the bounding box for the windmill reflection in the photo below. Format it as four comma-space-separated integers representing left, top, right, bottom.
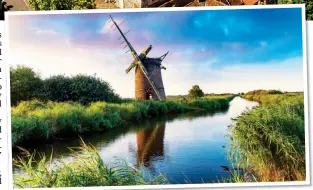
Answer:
135, 121, 166, 172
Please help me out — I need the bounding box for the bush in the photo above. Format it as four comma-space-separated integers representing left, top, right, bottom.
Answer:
10, 65, 121, 105
43, 74, 121, 105
10, 66, 44, 106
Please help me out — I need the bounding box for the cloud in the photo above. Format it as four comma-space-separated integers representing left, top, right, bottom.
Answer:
100, 18, 126, 34
7, 10, 305, 98
163, 56, 304, 95
8, 24, 304, 98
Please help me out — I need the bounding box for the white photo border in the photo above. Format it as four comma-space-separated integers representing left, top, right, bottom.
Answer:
4, 4, 310, 190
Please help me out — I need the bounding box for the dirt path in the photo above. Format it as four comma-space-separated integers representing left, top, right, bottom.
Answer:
4, 0, 30, 11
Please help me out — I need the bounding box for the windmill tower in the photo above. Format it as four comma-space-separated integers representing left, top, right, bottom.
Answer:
109, 15, 168, 101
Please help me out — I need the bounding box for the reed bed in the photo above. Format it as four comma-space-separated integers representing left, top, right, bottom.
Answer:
242, 93, 304, 104
13, 139, 167, 188
228, 93, 305, 182
11, 95, 235, 146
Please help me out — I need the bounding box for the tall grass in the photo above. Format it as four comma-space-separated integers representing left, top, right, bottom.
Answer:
13, 139, 167, 188
228, 93, 305, 182
12, 95, 235, 146
242, 93, 304, 104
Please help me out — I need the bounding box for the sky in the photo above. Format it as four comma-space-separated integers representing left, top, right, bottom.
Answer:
7, 8, 305, 98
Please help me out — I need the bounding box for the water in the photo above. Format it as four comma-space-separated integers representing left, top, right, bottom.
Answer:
13, 97, 258, 184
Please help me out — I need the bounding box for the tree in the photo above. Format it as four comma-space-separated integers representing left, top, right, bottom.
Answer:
29, 0, 96, 10
10, 66, 44, 106
188, 85, 204, 98
278, 0, 313, 20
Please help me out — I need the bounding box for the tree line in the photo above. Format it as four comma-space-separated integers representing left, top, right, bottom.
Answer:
1, 1, 313, 20
25, 0, 313, 20
10, 65, 120, 106
28, 0, 96, 10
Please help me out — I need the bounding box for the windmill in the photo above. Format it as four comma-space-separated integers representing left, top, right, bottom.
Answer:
109, 15, 168, 101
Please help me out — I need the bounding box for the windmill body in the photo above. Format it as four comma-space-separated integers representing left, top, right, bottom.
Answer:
110, 15, 168, 101
135, 56, 166, 100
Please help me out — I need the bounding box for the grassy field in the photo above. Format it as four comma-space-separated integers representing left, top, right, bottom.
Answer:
13, 139, 167, 188
11, 95, 235, 146
228, 92, 305, 182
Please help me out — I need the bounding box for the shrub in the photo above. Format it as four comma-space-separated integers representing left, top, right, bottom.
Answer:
10, 66, 44, 106
10, 65, 121, 105
43, 74, 121, 105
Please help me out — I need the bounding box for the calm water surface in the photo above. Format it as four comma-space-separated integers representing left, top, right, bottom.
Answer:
13, 97, 258, 184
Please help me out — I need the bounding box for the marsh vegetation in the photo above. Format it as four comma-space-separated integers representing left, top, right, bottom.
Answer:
11, 66, 306, 186
227, 91, 305, 182
14, 140, 168, 188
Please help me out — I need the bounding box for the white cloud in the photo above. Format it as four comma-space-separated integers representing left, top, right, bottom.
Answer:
100, 18, 127, 34
8, 24, 305, 98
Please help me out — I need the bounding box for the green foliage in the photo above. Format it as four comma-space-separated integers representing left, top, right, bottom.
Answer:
229, 93, 305, 181
278, 0, 313, 20
13, 140, 168, 187
29, 0, 96, 10
188, 85, 205, 98
43, 74, 121, 105
11, 96, 235, 146
245, 89, 283, 96
10, 65, 120, 106
10, 66, 44, 106
242, 92, 304, 104
189, 96, 233, 110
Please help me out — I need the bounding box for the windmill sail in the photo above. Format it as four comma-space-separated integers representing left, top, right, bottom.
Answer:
109, 15, 163, 101
126, 62, 136, 74
126, 45, 152, 74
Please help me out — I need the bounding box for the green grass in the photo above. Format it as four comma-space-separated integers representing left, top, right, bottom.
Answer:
13, 139, 168, 188
228, 93, 305, 182
242, 93, 304, 104
11, 95, 235, 146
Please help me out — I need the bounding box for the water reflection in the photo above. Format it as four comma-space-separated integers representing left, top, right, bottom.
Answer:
136, 121, 166, 171
13, 97, 258, 184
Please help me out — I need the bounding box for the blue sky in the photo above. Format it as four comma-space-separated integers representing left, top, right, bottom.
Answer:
8, 7, 305, 97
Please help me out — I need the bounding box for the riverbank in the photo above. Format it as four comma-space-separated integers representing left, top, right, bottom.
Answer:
228, 93, 305, 182
13, 139, 168, 188
11, 95, 235, 146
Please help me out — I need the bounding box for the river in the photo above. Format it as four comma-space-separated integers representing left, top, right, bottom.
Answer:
13, 97, 258, 184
